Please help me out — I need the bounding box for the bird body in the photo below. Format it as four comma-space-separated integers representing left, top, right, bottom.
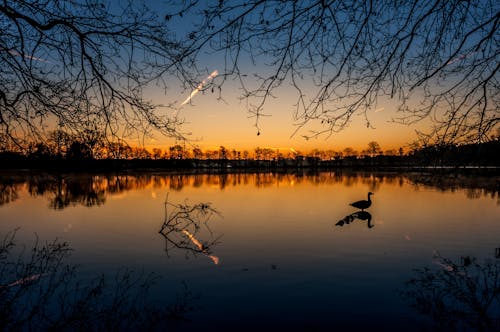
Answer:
350, 192, 373, 210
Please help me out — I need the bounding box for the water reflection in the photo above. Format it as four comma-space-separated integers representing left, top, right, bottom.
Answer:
0, 171, 498, 209
159, 195, 222, 264
402, 250, 500, 331
0, 182, 18, 206
336, 211, 374, 229
0, 230, 196, 330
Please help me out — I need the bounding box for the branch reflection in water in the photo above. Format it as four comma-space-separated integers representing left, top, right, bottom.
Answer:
402, 250, 500, 331
0, 230, 197, 330
159, 194, 222, 265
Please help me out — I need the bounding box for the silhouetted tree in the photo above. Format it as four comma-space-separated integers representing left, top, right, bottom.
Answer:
48, 130, 73, 158
67, 141, 92, 160
367, 141, 382, 157
192, 147, 203, 159
30, 142, 52, 159
179, 1, 499, 144
219, 145, 227, 159
0, 0, 187, 148
152, 148, 163, 160
343, 147, 357, 157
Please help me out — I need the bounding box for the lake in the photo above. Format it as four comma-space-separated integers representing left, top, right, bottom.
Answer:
1, 171, 499, 331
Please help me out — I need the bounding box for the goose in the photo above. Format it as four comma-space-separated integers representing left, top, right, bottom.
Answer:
350, 192, 373, 210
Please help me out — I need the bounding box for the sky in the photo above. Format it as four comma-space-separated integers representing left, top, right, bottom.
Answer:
146, 82, 421, 153
55, 0, 496, 152
140, 1, 425, 153
2, 1, 497, 153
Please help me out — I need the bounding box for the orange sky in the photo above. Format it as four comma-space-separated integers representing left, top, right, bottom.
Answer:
145, 81, 426, 153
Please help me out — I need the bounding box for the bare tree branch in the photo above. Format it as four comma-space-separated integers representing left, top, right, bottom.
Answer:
0, 0, 193, 148
181, 0, 499, 144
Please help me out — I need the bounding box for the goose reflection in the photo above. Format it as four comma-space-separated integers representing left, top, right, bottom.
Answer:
336, 211, 374, 229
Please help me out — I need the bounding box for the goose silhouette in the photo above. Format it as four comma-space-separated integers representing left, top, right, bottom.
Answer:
350, 192, 373, 210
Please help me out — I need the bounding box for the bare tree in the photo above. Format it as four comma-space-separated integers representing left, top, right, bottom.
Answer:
367, 141, 382, 157
0, 0, 193, 149
178, 0, 499, 144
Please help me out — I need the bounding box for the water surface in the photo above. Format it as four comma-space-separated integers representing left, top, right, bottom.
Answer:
1, 171, 498, 330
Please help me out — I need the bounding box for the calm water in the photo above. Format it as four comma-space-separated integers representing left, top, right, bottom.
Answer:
1, 171, 499, 330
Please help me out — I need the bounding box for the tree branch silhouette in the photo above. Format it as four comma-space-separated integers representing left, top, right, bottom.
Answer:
0, 0, 191, 148
181, 0, 499, 144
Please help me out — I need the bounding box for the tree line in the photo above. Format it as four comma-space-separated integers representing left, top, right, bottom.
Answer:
0, 129, 499, 168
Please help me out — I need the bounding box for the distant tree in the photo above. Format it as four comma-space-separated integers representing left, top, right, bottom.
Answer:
67, 141, 92, 160
309, 149, 323, 159
48, 130, 74, 157
180, 1, 499, 144
105, 142, 128, 159
254, 147, 263, 160
204, 150, 217, 160
219, 146, 227, 159
131, 147, 151, 159
119, 144, 133, 159
261, 148, 275, 160
172, 145, 186, 159
30, 142, 52, 159
323, 149, 337, 160
367, 141, 382, 157
80, 128, 105, 159
192, 147, 203, 159
343, 147, 357, 157
152, 148, 163, 160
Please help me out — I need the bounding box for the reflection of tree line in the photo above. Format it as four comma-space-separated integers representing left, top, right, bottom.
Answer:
0, 181, 18, 207
406, 173, 500, 201
0, 171, 498, 208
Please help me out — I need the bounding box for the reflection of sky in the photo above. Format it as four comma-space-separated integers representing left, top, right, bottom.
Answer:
1, 172, 499, 330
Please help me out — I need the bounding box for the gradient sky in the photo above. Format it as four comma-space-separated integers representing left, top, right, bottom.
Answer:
146, 83, 422, 153
3, 1, 496, 153
138, 0, 489, 153
138, 1, 434, 153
